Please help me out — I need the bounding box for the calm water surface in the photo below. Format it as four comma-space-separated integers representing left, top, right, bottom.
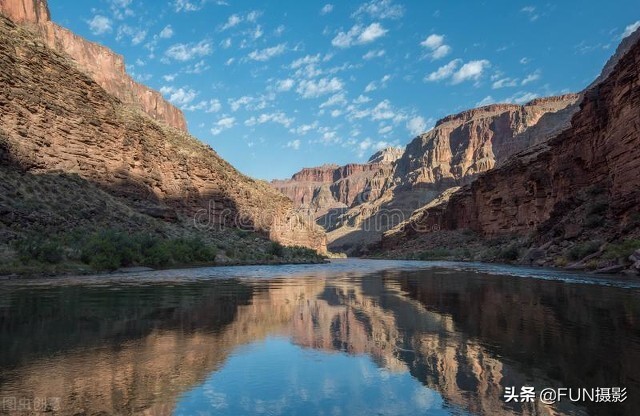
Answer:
0, 259, 639, 415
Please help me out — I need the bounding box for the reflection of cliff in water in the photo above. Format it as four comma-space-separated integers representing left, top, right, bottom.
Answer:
1, 268, 638, 415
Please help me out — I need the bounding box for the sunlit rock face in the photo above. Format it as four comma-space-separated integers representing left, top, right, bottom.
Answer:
0, 0, 187, 131
336, 97, 578, 254
382, 31, 640, 247
271, 147, 403, 226
0, 11, 326, 252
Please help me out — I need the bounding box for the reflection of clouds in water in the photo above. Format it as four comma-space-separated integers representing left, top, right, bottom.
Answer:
413, 386, 438, 409
378, 367, 391, 381
203, 389, 228, 410
322, 377, 337, 396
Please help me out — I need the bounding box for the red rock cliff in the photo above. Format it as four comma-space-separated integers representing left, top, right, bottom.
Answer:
271, 147, 402, 218
0, 0, 188, 132
0, 14, 326, 253
389, 34, 640, 243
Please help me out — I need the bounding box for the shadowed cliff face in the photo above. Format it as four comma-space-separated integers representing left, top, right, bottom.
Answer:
0, 14, 326, 252
1, 266, 638, 415
382, 33, 640, 250
0, 0, 187, 132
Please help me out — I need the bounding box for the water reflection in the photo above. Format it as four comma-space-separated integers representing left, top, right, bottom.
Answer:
0, 261, 638, 415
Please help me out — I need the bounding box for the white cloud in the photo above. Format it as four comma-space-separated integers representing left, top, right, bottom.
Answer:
109, 0, 134, 20
163, 74, 177, 82
378, 125, 392, 135
174, 0, 209, 12
421, 34, 444, 49
519, 57, 530, 65
521, 71, 540, 85
296, 77, 344, 98
364, 81, 377, 92
506, 91, 538, 104
87, 15, 112, 35
476, 95, 495, 106
291, 54, 322, 69
220, 14, 242, 31
359, 23, 387, 43
211, 116, 236, 136
245, 112, 294, 128
275, 79, 295, 92
363, 49, 385, 60
290, 122, 319, 136
492, 77, 518, 89
286, 139, 301, 150
622, 20, 640, 39
520, 6, 539, 21
165, 40, 212, 61
451, 59, 490, 84
183, 59, 210, 74
185, 99, 222, 113
320, 4, 334, 15
248, 44, 286, 61
353, 95, 371, 104
425, 59, 460, 82
332, 23, 387, 48
352, 0, 404, 20
117, 25, 147, 45
159, 86, 198, 106
159, 25, 174, 39
229, 96, 253, 112
319, 93, 347, 108
431, 45, 451, 59
407, 116, 427, 136
356, 137, 392, 157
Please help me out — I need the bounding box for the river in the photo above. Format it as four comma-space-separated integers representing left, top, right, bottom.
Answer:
0, 259, 638, 415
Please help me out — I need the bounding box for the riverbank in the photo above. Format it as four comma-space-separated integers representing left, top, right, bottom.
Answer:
367, 230, 640, 276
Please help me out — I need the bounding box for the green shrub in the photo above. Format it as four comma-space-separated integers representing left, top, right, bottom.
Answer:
268, 241, 285, 257
418, 248, 451, 260
567, 240, 602, 261
80, 230, 217, 270
498, 244, 520, 261
603, 239, 640, 260
14, 237, 64, 264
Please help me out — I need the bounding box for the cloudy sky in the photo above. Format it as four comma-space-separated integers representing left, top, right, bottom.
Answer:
50, 0, 639, 180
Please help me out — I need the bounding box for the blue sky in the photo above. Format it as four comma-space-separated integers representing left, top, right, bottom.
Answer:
49, 0, 639, 180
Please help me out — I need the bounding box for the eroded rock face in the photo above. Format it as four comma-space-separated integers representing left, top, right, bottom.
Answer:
271, 147, 402, 223
0, 0, 187, 131
0, 15, 326, 253
384, 34, 640, 247
394, 95, 580, 190
319, 96, 579, 253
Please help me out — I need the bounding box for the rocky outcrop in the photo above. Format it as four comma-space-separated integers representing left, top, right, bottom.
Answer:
393, 95, 580, 190
0, 0, 187, 131
382, 31, 640, 256
271, 147, 402, 224
0, 14, 326, 253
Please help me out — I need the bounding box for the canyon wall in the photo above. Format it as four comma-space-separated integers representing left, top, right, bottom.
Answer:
0, 0, 187, 131
293, 95, 580, 253
271, 147, 402, 222
0, 13, 326, 252
383, 33, 640, 250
